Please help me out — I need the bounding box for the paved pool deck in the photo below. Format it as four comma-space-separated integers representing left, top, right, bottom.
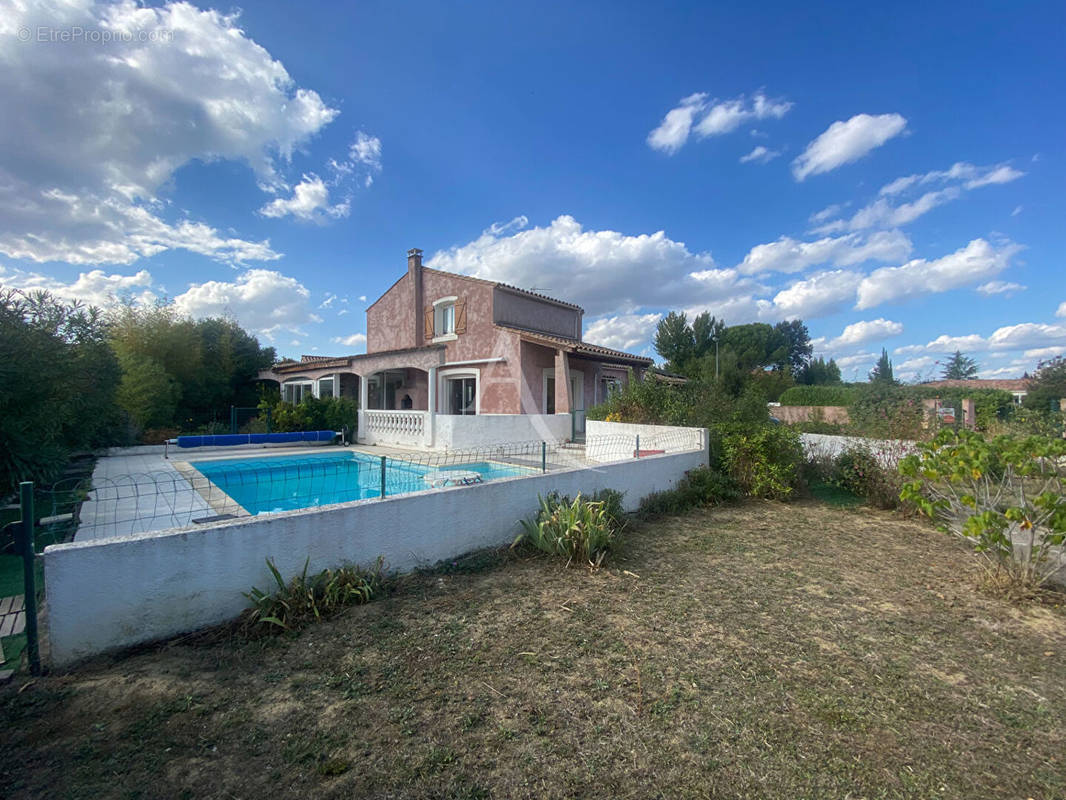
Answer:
74, 442, 443, 542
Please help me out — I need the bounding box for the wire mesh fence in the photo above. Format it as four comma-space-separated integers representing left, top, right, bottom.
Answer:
62, 432, 705, 541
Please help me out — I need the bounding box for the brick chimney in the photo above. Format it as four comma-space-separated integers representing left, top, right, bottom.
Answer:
408, 248, 424, 346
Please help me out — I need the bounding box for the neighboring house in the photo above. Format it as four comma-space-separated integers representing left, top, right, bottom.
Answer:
921, 378, 1032, 405
257, 249, 652, 447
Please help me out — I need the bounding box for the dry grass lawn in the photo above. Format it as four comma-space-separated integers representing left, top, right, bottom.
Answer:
2, 500, 1065, 799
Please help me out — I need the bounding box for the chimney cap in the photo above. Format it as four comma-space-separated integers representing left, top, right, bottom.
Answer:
407, 247, 423, 257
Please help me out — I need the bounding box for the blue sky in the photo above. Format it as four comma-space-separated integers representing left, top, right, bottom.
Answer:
1, 0, 1063, 380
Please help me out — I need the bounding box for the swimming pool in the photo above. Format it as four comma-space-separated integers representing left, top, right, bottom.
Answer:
191, 452, 537, 515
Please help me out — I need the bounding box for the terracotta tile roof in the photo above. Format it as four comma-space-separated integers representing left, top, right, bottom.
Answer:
498, 323, 653, 365
921, 378, 1031, 391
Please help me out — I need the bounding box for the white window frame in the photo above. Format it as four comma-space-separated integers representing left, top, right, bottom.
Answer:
282, 379, 314, 404
433, 296, 458, 342
542, 368, 583, 413
438, 366, 480, 415
317, 376, 335, 399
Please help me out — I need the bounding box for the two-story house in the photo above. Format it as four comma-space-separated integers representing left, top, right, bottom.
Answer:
257, 248, 652, 448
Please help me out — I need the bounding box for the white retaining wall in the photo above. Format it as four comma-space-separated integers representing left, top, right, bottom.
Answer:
44, 448, 707, 666
586, 420, 706, 462
436, 413, 570, 449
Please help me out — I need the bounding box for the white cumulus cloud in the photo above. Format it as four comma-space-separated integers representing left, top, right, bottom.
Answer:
648, 91, 791, 154
739, 145, 781, 164
813, 162, 1025, 233
738, 230, 912, 275
977, 281, 1026, 296
792, 113, 907, 181
770, 270, 864, 319
173, 269, 321, 341
260, 174, 350, 222
827, 318, 904, 348
584, 313, 662, 352
426, 214, 758, 317
856, 239, 1021, 310
331, 333, 367, 349
0, 0, 338, 264
0, 264, 157, 307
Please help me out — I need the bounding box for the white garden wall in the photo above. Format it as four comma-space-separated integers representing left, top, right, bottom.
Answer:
436, 413, 570, 449
800, 432, 918, 469
585, 420, 707, 462
44, 448, 707, 666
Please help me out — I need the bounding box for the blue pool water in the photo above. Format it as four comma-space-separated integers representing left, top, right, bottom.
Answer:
192, 452, 536, 515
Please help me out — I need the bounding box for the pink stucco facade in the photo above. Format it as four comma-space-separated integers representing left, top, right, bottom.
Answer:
259, 249, 652, 420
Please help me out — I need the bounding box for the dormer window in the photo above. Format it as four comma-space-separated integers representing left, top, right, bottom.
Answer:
427, 296, 466, 342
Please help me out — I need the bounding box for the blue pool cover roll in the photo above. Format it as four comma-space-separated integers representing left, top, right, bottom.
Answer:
176, 431, 336, 448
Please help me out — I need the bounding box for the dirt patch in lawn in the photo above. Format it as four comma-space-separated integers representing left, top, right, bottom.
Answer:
2, 500, 1065, 799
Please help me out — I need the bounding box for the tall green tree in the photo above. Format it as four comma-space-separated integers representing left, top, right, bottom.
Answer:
772, 319, 813, 377
109, 303, 276, 431
869, 348, 896, 384
941, 350, 979, 380
653, 311, 723, 375
652, 311, 695, 373
798, 356, 842, 385
0, 289, 121, 492
1023, 355, 1066, 413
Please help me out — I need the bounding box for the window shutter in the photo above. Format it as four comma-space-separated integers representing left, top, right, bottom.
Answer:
424, 306, 434, 339
455, 300, 467, 334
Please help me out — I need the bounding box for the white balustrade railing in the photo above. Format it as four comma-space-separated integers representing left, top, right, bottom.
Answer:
362, 410, 427, 447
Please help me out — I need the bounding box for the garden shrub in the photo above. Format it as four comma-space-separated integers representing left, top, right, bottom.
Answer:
243, 556, 385, 633
778, 385, 858, 407
586, 371, 769, 429
720, 425, 803, 500
265, 396, 359, 434
513, 492, 620, 567
637, 466, 740, 517
831, 445, 903, 510
900, 430, 1066, 590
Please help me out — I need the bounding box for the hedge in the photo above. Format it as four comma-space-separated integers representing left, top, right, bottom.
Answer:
778, 385, 859, 406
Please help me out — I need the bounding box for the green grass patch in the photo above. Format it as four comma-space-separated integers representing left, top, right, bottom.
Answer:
807, 480, 864, 508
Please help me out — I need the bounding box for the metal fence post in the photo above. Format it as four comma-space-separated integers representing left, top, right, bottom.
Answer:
230, 405, 237, 435
18, 482, 41, 676
635, 434, 640, 458
379, 455, 387, 499
541, 441, 547, 473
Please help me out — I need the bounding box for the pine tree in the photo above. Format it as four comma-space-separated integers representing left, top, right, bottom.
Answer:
941, 350, 979, 380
